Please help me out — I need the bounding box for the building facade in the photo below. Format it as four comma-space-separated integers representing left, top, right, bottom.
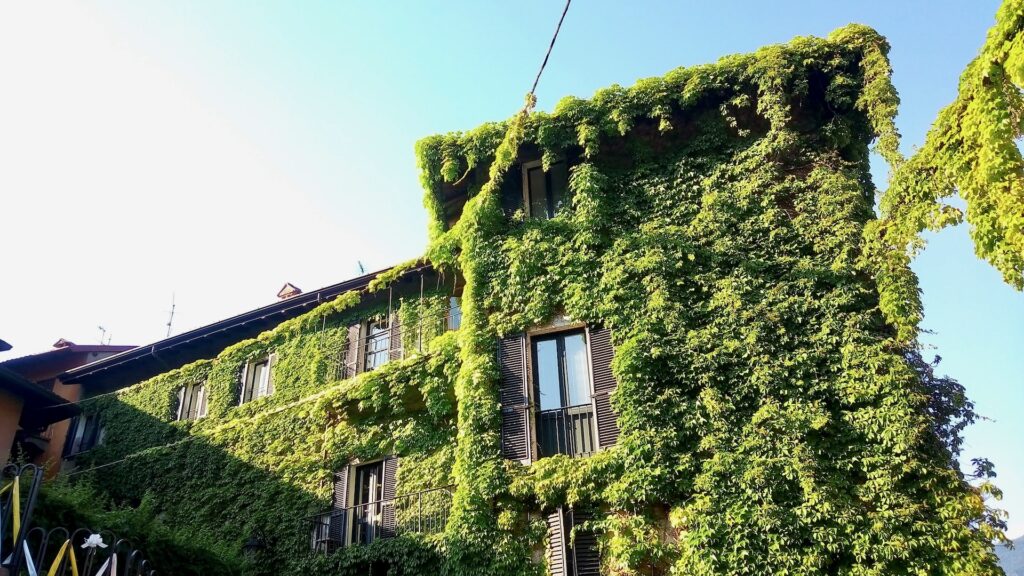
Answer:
0, 340, 133, 469
44, 26, 1003, 576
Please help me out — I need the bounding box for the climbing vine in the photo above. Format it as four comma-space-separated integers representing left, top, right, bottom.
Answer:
418, 24, 1005, 576
37, 20, 1013, 576
49, 290, 459, 576
872, 0, 1024, 294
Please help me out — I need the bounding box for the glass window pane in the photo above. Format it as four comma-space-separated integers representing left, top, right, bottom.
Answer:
252, 362, 267, 398
365, 321, 391, 370
563, 333, 591, 406
448, 297, 461, 330
528, 166, 548, 218
549, 162, 569, 216
535, 339, 562, 410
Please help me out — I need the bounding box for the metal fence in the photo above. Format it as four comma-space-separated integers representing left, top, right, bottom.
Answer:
307, 486, 453, 553
20, 527, 156, 576
2, 462, 156, 576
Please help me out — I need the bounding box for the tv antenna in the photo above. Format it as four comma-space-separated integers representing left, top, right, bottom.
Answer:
166, 292, 176, 337
357, 261, 366, 274
97, 326, 111, 345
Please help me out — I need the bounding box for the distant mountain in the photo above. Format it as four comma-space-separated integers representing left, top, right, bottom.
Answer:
998, 536, 1024, 576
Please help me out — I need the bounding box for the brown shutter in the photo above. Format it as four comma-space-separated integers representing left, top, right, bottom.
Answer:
381, 456, 399, 536
499, 334, 531, 462
588, 327, 619, 449
568, 509, 601, 576
389, 312, 403, 362
546, 508, 568, 576
345, 323, 362, 379
174, 387, 185, 420
330, 465, 351, 545
238, 362, 251, 404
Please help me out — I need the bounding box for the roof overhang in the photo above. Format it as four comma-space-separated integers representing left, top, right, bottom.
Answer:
60, 265, 424, 389
0, 366, 80, 428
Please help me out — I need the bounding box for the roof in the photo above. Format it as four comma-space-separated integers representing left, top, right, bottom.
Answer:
0, 343, 136, 379
0, 339, 11, 352
0, 366, 80, 428
61, 266, 398, 389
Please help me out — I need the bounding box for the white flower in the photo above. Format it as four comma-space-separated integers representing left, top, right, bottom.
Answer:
81, 534, 107, 549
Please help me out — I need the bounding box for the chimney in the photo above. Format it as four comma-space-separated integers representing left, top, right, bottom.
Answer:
53, 338, 75, 348
277, 283, 302, 300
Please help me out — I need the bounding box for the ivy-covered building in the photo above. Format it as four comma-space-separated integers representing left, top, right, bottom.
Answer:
51, 25, 1003, 576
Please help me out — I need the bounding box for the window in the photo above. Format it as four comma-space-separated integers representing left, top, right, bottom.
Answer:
532, 330, 596, 457
65, 414, 103, 456
364, 320, 391, 371
240, 355, 274, 404
352, 461, 385, 545
176, 382, 208, 421
447, 297, 462, 331
522, 159, 570, 219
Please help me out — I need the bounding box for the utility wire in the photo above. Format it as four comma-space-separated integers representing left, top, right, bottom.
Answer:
519, 0, 572, 116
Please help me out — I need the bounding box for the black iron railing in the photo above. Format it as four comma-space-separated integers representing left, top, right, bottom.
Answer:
307, 486, 453, 553
537, 404, 597, 458
329, 306, 461, 381
2, 463, 155, 575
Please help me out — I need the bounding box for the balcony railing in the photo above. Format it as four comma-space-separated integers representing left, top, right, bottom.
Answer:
329, 306, 461, 381
307, 486, 454, 553
537, 404, 596, 458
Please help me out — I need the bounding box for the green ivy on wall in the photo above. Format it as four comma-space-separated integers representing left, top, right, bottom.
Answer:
40, 20, 1011, 576
55, 291, 458, 575
417, 24, 1005, 576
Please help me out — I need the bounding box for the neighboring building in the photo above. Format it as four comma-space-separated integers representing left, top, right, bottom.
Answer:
44, 26, 1001, 576
0, 362, 80, 464
0, 340, 133, 469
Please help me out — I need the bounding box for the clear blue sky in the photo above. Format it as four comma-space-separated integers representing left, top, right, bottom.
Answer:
1, 0, 1020, 538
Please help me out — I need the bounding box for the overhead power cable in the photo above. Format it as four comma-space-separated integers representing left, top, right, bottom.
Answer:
521, 0, 573, 115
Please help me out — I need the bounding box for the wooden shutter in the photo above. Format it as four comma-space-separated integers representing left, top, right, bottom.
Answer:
389, 312, 403, 362
381, 456, 399, 536
567, 509, 601, 576
330, 466, 351, 546
546, 508, 568, 576
345, 323, 362, 379
238, 362, 251, 405
499, 334, 531, 463
588, 327, 619, 448
174, 387, 185, 420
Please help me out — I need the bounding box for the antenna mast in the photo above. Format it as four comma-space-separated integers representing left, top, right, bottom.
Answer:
166, 293, 176, 337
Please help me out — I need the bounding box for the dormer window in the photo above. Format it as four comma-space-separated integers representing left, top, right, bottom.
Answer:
522, 159, 569, 219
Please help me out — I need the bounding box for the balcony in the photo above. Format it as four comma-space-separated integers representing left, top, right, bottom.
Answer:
307, 486, 453, 552
537, 403, 596, 458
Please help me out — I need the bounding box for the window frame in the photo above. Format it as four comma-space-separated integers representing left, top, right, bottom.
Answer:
363, 318, 391, 372
521, 158, 570, 219
338, 457, 393, 547
530, 328, 591, 411
64, 413, 104, 456
175, 381, 208, 421
526, 322, 598, 459
239, 354, 275, 405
